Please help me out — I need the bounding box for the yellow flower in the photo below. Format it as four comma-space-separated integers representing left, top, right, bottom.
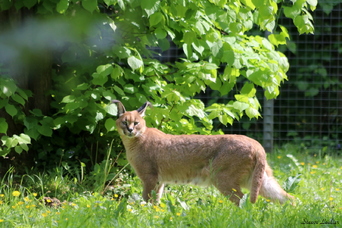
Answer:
114, 194, 119, 198
218, 200, 224, 204
329, 197, 334, 201
300, 162, 305, 166
12, 191, 20, 197
87, 204, 91, 208
17, 201, 24, 205
0, 194, 4, 197
321, 188, 325, 191
336, 188, 340, 191
32, 193, 37, 197
0, 200, 3, 205
176, 212, 181, 216
0, 219, 3, 223
312, 165, 318, 168
42, 213, 48, 217
24, 197, 30, 202
277, 156, 282, 159
310, 171, 316, 174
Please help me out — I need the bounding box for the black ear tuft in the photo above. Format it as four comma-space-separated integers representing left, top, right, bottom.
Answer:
112, 100, 126, 117
137, 101, 152, 117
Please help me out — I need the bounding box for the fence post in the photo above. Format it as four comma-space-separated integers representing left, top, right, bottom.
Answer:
263, 98, 274, 153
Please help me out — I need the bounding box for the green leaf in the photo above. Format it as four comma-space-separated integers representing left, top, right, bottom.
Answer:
17, 134, 31, 144
92, 73, 108, 86
97, 64, 113, 76
246, 69, 267, 86
305, 87, 319, 97
23, 0, 37, 9
127, 56, 143, 71
105, 118, 116, 132
240, 83, 256, 97
283, 6, 301, 19
113, 85, 125, 96
17, 89, 29, 101
0, 80, 17, 97
15, 146, 23, 154
104, 103, 118, 116
283, 174, 301, 192
30, 109, 44, 116
233, 101, 249, 112
61, 95, 75, 103
3, 136, 18, 148
11, 93, 25, 105
82, 0, 98, 13
241, 0, 255, 9
245, 107, 260, 119
221, 43, 235, 65
268, 33, 286, 46
141, 0, 160, 17
155, 27, 167, 39
5, 104, 17, 117
56, 0, 69, 14
0, 118, 8, 134
124, 84, 136, 94
102, 91, 116, 101
111, 65, 124, 79
181, 100, 206, 119
75, 83, 89, 91
306, 0, 317, 11
20, 143, 29, 152
38, 124, 53, 137
149, 12, 163, 26
95, 112, 104, 122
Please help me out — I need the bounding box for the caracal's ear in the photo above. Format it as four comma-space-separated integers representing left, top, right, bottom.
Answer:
137, 101, 152, 117
112, 100, 126, 117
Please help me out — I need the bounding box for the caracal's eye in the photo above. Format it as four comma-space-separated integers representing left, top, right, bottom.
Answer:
134, 122, 139, 126
122, 120, 128, 125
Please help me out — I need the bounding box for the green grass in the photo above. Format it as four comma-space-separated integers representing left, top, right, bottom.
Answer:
0, 148, 341, 228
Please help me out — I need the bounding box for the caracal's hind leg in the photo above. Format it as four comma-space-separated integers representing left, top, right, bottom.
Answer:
212, 172, 244, 205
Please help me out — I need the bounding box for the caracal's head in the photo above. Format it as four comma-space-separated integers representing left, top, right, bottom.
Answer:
112, 100, 151, 138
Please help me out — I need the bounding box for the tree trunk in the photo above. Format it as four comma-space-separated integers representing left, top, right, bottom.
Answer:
0, 7, 52, 174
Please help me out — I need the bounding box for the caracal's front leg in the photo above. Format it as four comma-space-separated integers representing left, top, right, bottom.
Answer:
142, 175, 164, 203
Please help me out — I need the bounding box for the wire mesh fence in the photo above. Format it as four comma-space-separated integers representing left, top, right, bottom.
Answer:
155, 2, 342, 155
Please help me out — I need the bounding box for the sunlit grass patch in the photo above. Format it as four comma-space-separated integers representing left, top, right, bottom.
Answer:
0, 148, 341, 227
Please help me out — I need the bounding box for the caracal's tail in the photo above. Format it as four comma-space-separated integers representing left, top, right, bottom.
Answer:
259, 166, 294, 204
250, 148, 266, 203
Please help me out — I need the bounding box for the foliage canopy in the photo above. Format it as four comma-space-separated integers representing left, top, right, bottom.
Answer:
0, 0, 316, 169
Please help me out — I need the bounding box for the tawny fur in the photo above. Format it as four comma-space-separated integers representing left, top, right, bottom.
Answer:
113, 101, 293, 206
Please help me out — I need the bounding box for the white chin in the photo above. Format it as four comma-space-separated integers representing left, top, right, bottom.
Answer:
125, 133, 136, 138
